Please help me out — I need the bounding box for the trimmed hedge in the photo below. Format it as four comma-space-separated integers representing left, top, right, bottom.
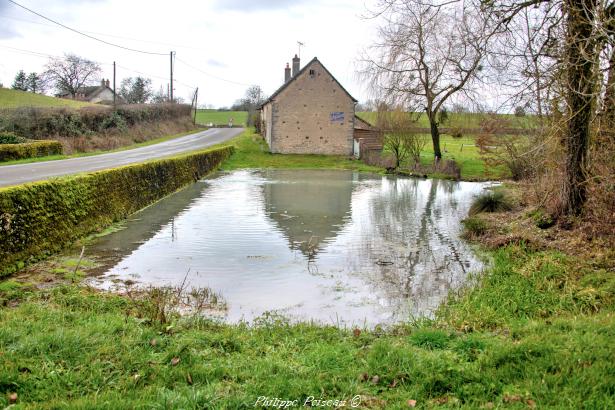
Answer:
0, 140, 63, 162
0, 103, 192, 139
0, 145, 234, 276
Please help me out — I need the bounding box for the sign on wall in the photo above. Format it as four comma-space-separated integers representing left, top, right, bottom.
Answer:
330, 112, 345, 122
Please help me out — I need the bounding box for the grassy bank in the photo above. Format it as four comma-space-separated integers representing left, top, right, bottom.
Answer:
1, 240, 612, 408
0, 88, 95, 109
218, 129, 382, 173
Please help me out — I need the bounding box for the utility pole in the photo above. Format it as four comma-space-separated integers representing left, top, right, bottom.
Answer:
170, 51, 175, 103
113, 61, 116, 107
193, 87, 199, 125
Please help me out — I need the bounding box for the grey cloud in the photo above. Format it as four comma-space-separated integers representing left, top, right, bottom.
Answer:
211, 0, 314, 12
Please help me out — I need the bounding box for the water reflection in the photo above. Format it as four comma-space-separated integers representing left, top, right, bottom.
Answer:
88, 169, 488, 327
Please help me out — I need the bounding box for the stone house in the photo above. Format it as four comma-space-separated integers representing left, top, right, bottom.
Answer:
260, 55, 358, 155
58, 79, 120, 104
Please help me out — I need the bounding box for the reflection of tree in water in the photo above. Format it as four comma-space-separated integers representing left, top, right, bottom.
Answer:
262, 170, 355, 261
358, 177, 480, 317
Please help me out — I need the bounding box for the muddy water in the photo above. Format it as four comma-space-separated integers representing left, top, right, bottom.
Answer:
88, 169, 491, 327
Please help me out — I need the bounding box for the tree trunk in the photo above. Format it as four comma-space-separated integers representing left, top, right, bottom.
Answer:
602, 46, 615, 127
560, 0, 598, 216
429, 118, 442, 161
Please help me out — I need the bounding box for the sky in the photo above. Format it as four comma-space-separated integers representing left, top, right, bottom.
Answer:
0, 0, 380, 107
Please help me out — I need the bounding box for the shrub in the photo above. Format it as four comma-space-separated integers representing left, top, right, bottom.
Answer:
529, 209, 555, 229
0, 132, 27, 144
0, 145, 234, 276
450, 127, 463, 139
469, 190, 513, 216
0, 140, 63, 162
461, 216, 488, 239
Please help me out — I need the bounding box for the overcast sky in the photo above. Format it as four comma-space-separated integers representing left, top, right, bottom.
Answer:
0, 0, 379, 107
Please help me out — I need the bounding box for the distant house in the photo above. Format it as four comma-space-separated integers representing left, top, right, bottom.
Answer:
260, 55, 359, 155
58, 79, 121, 104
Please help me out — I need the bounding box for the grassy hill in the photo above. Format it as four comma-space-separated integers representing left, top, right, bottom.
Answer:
0, 88, 95, 109
195, 109, 248, 126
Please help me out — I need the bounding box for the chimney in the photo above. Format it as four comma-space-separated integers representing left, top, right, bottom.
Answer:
284, 63, 291, 83
105, 79, 110, 88
292, 54, 300, 77
101, 79, 106, 87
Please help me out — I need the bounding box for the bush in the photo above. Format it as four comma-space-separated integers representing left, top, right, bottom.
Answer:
0, 145, 234, 276
469, 191, 513, 216
0, 103, 191, 140
0, 132, 27, 144
0, 140, 63, 162
450, 127, 463, 139
529, 209, 555, 229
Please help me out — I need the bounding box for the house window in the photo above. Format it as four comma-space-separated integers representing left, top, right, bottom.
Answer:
309, 69, 315, 77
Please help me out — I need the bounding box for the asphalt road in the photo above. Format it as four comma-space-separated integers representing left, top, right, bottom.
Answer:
0, 127, 244, 188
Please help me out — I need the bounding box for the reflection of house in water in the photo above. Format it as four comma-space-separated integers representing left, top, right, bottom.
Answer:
263, 170, 355, 258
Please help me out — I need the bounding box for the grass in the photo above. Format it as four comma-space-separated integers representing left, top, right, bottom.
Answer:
0, 243, 613, 408
469, 191, 514, 216
356, 111, 537, 130
0, 88, 95, 109
0, 129, 201, 166
196, 109, 248, 126
217, 129, 382, 173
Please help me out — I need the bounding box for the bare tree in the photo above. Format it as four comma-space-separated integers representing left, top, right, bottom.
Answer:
478, 0, 605, 216
44, 54, 101, 98
361, 0, 490, 161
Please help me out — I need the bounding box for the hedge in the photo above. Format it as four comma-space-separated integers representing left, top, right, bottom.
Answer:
0, 145, 234, 276
0, 140, 63, 162
0, 103, 192, 139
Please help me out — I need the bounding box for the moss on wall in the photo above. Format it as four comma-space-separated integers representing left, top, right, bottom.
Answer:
0, 140, 63, 162
0, 146, 234, 276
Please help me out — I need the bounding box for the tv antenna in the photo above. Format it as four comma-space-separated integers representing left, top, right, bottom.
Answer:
297, 41, 305, 58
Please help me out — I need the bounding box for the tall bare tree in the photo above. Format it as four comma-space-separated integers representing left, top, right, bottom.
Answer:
44, 54, 101, 98
361, 0, 490, 160
478, 0, 604, 215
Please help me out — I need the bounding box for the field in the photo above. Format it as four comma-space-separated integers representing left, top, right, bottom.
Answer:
356, 111, 536, 130
0, 88, 95, 109
196, 109, 248, 126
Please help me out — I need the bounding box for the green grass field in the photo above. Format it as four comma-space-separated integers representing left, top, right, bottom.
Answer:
196, 109, 248, 126
0, 88, 95, 109
356, 111, 536, 130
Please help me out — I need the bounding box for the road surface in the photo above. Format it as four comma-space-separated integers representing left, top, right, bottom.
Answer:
0, 127, 244, 188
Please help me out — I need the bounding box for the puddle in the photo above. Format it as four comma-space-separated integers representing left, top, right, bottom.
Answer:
87, 169, 491, 327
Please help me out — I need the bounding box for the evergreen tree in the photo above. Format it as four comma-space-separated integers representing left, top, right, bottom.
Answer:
11, 70, 28, 91
27, 72, 44, 94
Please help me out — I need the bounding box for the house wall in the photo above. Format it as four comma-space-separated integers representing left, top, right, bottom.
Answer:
270, 60, 355, 155
261, 103, 273, 147
89, 88, 115, 104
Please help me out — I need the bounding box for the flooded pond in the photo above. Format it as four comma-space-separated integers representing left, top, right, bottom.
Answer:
88, 169, 490, 327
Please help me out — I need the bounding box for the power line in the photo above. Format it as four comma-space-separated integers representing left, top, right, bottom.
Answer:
175, 57, 251, 87
0, 14, 207, 52
7, 0, 168, 56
